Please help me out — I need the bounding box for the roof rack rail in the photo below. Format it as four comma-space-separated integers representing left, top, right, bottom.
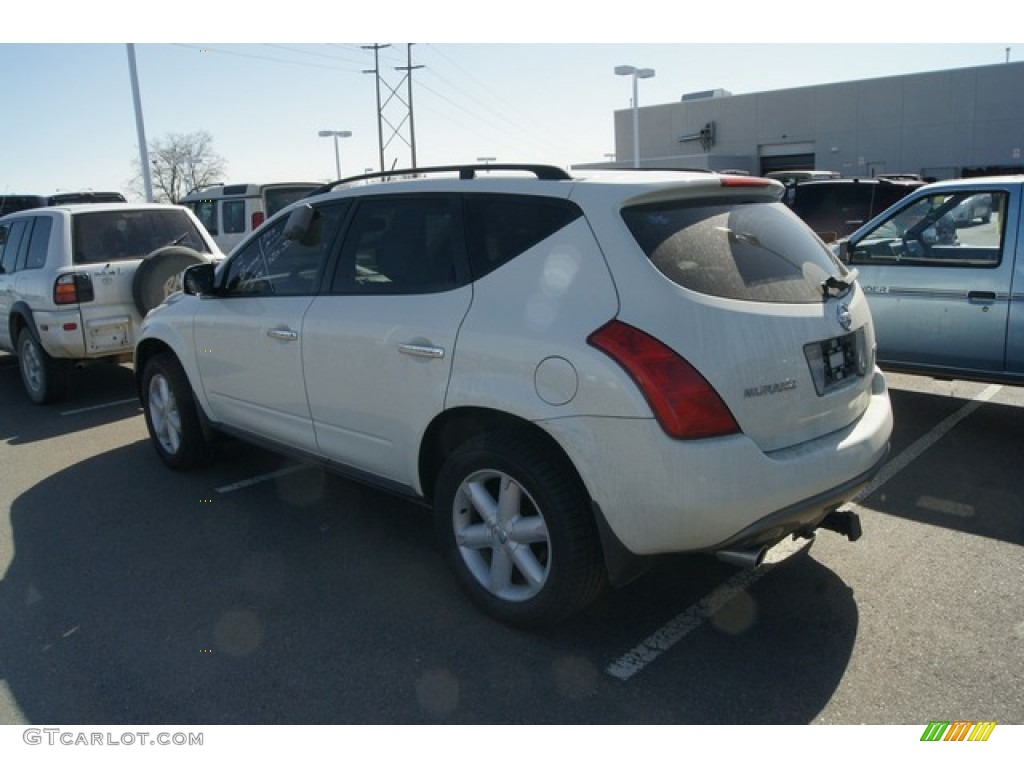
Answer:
307, 163, 573, 196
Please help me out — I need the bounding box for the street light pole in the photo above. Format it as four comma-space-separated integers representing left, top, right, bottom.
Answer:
614, 65, 655, 169
318, 130, 352, 179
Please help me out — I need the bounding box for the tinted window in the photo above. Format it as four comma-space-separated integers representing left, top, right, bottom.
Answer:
223, 200, 246, 234
0, 196, 46, 217
623, 201, 848, 304
48, 192, 126, 205
331, 196, 464, 294
849, 190, 1007, 268
188, 200, 218, 234
25, 216, 52, 269
0, 219, 29, 274
72, 209, 212, 263
222, 203, 347, 296
464, 195, 582, 279
265, 187, 319, 218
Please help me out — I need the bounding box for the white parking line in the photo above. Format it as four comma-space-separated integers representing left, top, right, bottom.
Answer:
59, 397, 140, 416
605, 382, 1003, 682
215, 464, 310, 494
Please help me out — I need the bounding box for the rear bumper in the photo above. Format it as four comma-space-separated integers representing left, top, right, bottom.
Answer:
540, 368, 893, 556
34, 308, 135, 360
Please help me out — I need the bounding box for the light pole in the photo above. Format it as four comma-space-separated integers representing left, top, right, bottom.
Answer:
614, 65, 655, 168
318, 130, 352, 179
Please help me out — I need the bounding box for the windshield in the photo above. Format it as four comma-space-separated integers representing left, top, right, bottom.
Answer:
622, 200, 849, 303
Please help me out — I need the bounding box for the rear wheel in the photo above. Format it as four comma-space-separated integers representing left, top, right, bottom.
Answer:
17, 328, 68, 404
141, 353, 209, 469
433, 430, 606, 627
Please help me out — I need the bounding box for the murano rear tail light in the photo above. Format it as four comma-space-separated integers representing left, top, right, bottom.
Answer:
588, 320, 740, 440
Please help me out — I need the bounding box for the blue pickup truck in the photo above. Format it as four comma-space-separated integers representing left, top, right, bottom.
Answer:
837, 176, 1023, 385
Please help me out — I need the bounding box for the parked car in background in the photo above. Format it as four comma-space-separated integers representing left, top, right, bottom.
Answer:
179, 182, 322, 253
0, 191, 126, 217
0, 203, 221, 403
837, 176, 1023, 385
764, 169, 840, 186
787, 177, 926, 242
950, 192, 993, 225
135, 164, 892, 627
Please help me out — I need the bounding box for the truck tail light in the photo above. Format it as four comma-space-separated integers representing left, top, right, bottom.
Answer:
54, 273, 94, 305
252, 211, 265, 229
588, 320, 740, 440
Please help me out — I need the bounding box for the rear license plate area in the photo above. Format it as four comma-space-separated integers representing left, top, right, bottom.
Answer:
804, 330, 865, 395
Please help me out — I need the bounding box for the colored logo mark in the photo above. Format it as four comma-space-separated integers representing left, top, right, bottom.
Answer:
921, 721, 996, 742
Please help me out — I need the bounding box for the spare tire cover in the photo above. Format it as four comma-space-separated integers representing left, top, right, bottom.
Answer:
133, 246, 208, 315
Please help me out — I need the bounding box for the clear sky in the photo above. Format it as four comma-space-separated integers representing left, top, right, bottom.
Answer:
1, 3, 1018, 199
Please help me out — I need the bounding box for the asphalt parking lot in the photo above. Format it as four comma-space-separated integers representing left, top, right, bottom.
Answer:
0, 352, 1021, 725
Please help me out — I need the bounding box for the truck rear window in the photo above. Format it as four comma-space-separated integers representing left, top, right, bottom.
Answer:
72, 210, 212, 263
622, 201, 848, 304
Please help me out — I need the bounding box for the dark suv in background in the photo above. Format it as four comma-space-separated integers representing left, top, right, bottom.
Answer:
0, 191, 126, 217
786, 177, 926, 242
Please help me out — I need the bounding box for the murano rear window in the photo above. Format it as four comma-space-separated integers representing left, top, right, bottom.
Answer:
622, 201, 848, 303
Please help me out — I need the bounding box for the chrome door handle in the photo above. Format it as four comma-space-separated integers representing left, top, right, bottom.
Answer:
398, 342, 445, 359
266, 328, 299, 341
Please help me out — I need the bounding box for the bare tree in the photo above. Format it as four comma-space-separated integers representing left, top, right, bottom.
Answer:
131, 131, 227, 203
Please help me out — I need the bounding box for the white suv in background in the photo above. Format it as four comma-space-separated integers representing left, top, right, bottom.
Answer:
135, 164, 892, 626
179, 182, 322, 253
0, 203, 220, 403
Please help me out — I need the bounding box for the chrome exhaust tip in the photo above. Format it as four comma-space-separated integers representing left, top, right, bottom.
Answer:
715, 546, 767, 569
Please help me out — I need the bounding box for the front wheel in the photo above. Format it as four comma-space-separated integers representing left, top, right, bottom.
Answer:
433, 430, 606, 627
141, 353, 209, 469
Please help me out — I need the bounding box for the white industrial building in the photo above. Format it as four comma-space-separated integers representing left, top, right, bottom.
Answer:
597, 60, 1024, 180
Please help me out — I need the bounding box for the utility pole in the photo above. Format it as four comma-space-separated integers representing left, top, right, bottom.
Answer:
396, 43, 424, 169
362, 43, 388, 173
363, 42, 421, 172
126, 44, 153, 202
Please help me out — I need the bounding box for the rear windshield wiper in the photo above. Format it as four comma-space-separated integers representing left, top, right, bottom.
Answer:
822, 269, 858, 300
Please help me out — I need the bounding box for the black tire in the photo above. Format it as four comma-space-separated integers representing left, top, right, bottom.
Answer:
433, 430, 606, 627
132, 246, 208, 316
17, 328, 68, 404
140, 353, 209, 470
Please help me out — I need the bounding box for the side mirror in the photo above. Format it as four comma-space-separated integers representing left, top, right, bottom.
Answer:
283, 204, 314, 242
836, 239, 850, 263
182, 263, 216, 296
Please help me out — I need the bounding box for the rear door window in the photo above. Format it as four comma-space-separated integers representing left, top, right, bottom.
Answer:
622, 201, 848, 303
331, 195, 466, 294
0, 219, 30, 274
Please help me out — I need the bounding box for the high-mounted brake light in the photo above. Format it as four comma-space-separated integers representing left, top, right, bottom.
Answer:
720, 176, 773, 187
588, 320, 740, 440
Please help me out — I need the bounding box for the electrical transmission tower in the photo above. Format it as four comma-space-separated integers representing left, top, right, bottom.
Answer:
363, 43, 422, 172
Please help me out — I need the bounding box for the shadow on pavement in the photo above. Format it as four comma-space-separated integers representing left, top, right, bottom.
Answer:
1, 440, 859, 724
